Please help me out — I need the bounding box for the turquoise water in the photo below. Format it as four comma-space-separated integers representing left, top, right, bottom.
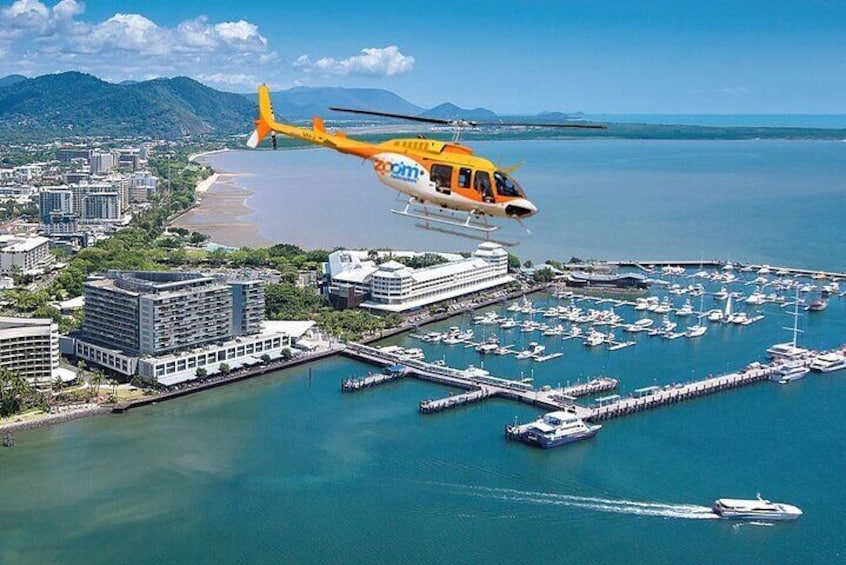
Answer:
210, 140, 846, 270
3, 140, 846, 564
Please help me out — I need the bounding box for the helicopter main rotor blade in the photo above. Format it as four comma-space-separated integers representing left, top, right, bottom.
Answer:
329, 106, 607, 130
328, 107, 454, 125
471, 121, 607, 129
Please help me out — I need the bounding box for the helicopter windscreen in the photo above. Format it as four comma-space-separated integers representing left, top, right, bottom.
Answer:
494, 171, 525, 198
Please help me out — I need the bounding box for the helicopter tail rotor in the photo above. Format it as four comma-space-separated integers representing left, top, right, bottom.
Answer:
247, 85, 277, 149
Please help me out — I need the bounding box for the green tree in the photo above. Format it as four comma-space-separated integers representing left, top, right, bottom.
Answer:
260, 353, 272, 364
0, 366, 39, 417
218, 363, 230, 375
280, 348, 293, 361
195, 367, 207, 378
533, 267, 555, 283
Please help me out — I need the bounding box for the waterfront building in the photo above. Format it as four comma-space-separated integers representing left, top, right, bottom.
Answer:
0, 235, 54, 275
68, 271, 287, 385
325, 242, 513, 312
0, 317, 60, 384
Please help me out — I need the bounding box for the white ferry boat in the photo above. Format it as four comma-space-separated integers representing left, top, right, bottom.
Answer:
809, 352, 846, 373
517, 411, 602, 449
712, 494, 802, 520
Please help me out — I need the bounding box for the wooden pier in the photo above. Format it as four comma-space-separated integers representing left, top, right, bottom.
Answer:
341, 366, 407, 392
586, 366, 776, 422
341, 343, 596, 418
419, 387, 496, 414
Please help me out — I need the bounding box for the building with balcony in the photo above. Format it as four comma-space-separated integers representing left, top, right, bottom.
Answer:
0, 317, 60, 383
324, 242, 513, 312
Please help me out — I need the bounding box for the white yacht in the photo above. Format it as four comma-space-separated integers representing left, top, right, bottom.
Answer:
516, 342, 546, 360
712, 494, 802, 520
772, 359, 810, 384
398, 348, 425, 361
634, 317, 654, 329
729, 311, 749, 325
809, 352, 846, 373
707, 309, 723, 322
500, 318, 517, 330
582, 329, 606, 347
685, 323, 707, 338
714, 287, 729, 300
676, 299, 694, 317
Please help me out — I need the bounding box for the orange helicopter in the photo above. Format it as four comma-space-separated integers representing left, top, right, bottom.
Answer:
247, 84, 605, 244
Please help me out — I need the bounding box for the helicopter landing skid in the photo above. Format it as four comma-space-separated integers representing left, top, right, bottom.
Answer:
412, 223, 519, 247
390, 204, 498, 233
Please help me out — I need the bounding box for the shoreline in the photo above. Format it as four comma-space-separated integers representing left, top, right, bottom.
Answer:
1, 284, 547, 438
170, 171, 271, 249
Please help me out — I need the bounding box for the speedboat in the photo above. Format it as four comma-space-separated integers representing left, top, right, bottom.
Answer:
806, 298, 827, 312
712, 494, 802, 520
809, 352, 846, 373
517, 411, 602, 448
634, 317, 654, 329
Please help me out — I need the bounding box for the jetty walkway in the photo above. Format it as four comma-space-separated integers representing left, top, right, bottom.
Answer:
341, 342, 603, 417
586, 366, 776, 422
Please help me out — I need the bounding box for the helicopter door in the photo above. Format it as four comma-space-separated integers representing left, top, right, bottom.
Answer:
431, 164, 453, 195
474, 171, 495, 203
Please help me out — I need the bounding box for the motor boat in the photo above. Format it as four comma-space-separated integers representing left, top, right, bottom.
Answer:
712, 494, 802, 520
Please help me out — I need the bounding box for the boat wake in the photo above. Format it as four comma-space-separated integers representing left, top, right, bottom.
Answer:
438, 484, 719, 520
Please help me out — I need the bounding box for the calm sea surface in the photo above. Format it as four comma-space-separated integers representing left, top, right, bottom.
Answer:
209, 140, 846, 270
2, 139, 846, 564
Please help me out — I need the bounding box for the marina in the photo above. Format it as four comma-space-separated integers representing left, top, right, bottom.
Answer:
338, 260, 846, 449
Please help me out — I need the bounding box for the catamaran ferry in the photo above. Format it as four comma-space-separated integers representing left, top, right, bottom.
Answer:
712, 494, 803, 520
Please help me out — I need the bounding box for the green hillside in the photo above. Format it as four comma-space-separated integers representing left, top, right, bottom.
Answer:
0, 72, 254, 140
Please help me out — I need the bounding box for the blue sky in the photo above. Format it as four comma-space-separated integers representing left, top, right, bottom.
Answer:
1, 0, 844, 113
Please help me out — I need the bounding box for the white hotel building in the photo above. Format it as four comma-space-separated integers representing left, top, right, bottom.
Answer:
326, 243, 513, 312
0, 317, 60, 383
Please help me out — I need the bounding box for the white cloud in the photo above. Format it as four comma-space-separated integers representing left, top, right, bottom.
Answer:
294, 45, 415, 77
0, 0, 273, 89
0, 2, 418, 92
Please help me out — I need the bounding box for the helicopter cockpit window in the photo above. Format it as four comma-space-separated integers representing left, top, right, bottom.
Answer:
474, 171, 495, 203
458, 168, 472, 188
494, 171, 525, 198
431, 164, 453, 194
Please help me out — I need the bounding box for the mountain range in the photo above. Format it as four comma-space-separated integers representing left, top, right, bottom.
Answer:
0, 72, 510, 139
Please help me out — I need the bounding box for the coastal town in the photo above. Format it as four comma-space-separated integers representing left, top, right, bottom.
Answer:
1, 136, 844, 448
0, 137, 548, 434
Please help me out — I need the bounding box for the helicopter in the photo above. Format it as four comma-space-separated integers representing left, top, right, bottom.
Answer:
247, 84, 605, 244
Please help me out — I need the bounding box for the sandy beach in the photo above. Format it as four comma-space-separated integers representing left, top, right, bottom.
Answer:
171, 174, 272, 249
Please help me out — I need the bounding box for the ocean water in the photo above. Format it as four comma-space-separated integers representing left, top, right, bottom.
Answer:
2, 139, 846, 564
1, 282, 845, 564
208, 140, 846, 270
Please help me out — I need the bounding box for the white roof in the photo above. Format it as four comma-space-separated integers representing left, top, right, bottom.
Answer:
59, 295, 85, 310
0, 235, 49, 252
362, 274, 514, 312
410, 258, 490, 283
262, 320, 315, 339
